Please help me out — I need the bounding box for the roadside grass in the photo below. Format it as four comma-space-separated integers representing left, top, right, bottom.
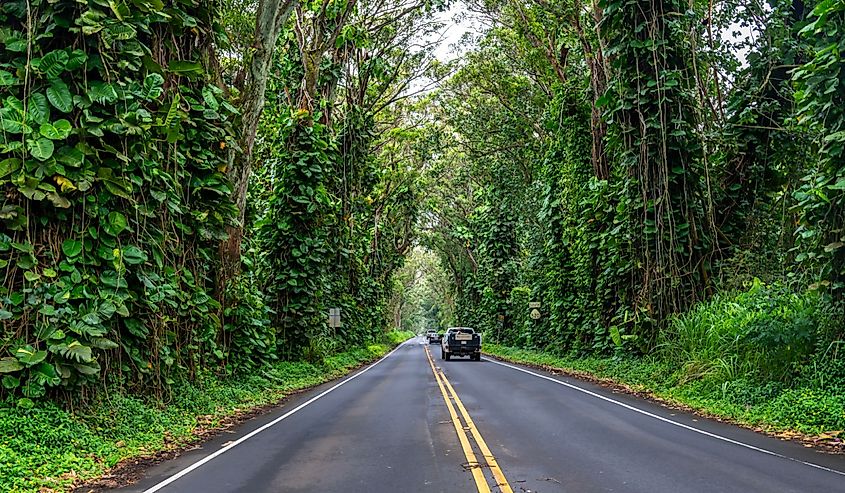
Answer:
483, 343, 845, 439
0, 331, 414, 493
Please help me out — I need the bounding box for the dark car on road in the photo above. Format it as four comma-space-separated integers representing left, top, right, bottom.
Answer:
440, 327, 481, 361
425, 330, 442, 344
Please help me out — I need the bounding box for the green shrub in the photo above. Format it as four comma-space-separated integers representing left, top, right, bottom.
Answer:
797, 346, 845, 392
384, 330, 415, 346
720, 378, 784, 407
660, 280, 823, 383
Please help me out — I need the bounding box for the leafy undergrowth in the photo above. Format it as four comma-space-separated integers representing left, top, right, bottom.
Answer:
483, 343, 845, 442
0, 332, 413, 493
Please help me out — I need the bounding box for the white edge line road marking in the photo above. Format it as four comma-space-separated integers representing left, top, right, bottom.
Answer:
485, 357, 845, 477
142, 340, 412, 493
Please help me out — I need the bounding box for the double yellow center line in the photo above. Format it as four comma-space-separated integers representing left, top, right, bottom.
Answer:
424, 346, 513, 493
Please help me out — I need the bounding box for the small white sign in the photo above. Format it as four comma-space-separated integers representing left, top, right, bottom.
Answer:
530, 308, 541, 320
528, 301, 541, 309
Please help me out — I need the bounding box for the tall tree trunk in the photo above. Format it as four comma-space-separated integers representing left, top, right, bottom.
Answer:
218, 0, 298, 293
574, 0, 609, 180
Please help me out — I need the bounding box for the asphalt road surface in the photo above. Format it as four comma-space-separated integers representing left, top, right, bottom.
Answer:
120, 338, 845, 493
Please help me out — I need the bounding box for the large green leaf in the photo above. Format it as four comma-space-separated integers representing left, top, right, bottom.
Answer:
143, 73, 164, 99
16, 253, 36, 270
124, 318, 148, 338
73, 361, 101, 375
99, 301, 116, 318
104, 23, 136, 42
39, 119, 72, 140
168, 60, 203, 76
13, 242, 35, 253
201, 86, 219, 110
50, 341, 93, 363
0, 357, 23, 373
0, 70, 15, 86
15, 347, 47, 366
47, 80, 73, 113
102, 178, 133, 199
103, 211, 128, 236
0, 158, 21, 178
38, 50, 69, 78
122, 245, 148, 265
163, 93, 181, 128
65, 49, 88, 71
27, 93, 50, 125
4, 36, 27, 53
3, 31, 29, 53
100, 271, 128, 288
115, 303, 130, 317
61, 239, 83, 257
31, 362, 61, 386
47, 192, 71, 208
5, 95, 23, 112
82, 312, 101, 326
53, 119, 73, 137
88, 81, 118, 104
91, 337, 119, 350
28, 137, 55, 161
2, 375, 20, 389
55, 145, 85, 167
0, 107, 25, 134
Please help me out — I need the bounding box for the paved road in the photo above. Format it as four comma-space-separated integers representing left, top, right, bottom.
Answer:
121, 338, 845, 493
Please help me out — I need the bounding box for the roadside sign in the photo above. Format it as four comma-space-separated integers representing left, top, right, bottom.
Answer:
528, 301, 541, 309
530, 308, 541, 320
328, 308, 341, 328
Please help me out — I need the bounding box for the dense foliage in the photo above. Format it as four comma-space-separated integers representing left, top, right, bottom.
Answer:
0, 0, 435, 404
0, 0, 238, 402
415, 0, 844, 403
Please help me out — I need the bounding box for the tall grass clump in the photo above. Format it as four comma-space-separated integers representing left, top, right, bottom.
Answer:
659, 280, 828, 384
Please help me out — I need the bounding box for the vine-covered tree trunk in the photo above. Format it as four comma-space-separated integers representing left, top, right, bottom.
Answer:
575, 0, 610, 180
602, 0, 712, 334
0, 0, 238, 395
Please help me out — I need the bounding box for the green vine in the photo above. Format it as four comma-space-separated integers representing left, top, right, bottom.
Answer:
793, 0, 845, 297
600, 0, 712, 336
0, 0, 237, 402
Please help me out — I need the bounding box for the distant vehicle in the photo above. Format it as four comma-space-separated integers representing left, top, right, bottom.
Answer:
440, 327, 481, 361
425, 330, 442, 344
